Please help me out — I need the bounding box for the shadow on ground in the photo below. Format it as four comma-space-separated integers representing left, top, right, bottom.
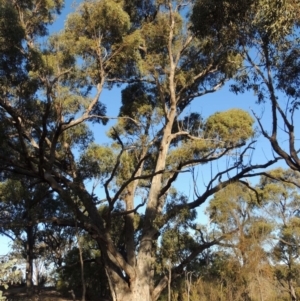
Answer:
3, 286, 77, 301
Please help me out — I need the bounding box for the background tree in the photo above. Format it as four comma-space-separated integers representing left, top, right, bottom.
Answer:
56, 232, 111, 301
205, 182, 273, 301
0, 177, 77, 290
258, 169, 300, 301
162, 170, 300, 301
0, 179, 50, 289
160, 173, 300, 301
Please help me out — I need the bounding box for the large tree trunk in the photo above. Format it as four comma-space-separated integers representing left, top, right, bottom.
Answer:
100, 239, 159, 301
105, 261, 153, 301
107, 101, 178, 301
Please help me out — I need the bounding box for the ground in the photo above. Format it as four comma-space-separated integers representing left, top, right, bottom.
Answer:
3, 286, 78, 301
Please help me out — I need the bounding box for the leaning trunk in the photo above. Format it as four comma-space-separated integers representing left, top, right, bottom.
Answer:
288, 279, 297, 301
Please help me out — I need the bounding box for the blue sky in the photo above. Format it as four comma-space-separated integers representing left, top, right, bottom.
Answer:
0, 0, 292, 255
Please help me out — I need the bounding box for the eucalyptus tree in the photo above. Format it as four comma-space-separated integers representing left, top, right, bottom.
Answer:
0, 178, 73, 289
206, 182, 274, 301
0, 179, 45, 289
192, 0, 300, 172
0, 0, 280, 300
258, 169, 300, 301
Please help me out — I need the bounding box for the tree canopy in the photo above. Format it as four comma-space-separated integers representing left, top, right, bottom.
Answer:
1, 0, 300, 301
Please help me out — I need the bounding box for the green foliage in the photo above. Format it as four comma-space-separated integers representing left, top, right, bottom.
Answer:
207, 181, 274, 269
192, 0, 299, 44
205, 109, 254, 146
79, 144, 116, 180
167, 109, 254, 167
167, 139, 208, 165
124, 0, 157, 26
56, 245, 110, 300
159, 229, 197, 267
120, 83, 155, 117
0, 291, 5, 301
0, 1, 25, 86
0, 259, 22, 290
191, 0, 254, 40
256, 169, 300, 300
118, 82, 158, 134
62, 0, 141, 80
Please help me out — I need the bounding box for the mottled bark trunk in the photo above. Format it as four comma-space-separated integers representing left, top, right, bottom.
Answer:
106, 260, 153, 301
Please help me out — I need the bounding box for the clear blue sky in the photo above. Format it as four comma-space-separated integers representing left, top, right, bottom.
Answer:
0, 0, 292, 255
